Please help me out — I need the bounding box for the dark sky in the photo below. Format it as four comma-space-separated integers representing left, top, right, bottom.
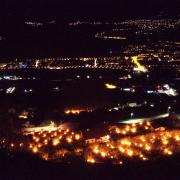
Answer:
0, 0, 180, 19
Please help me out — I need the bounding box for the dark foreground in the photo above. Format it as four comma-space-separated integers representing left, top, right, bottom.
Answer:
0, 151, 180, 180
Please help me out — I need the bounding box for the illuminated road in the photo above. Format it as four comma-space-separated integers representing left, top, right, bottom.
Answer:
121, 113, 169, 124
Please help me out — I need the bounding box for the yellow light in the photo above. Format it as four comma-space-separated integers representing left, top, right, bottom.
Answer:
146, 122, 151, 126
127, 149, 134, 157
121, 139, 131, 146
52, 138, 60, 146
44, 139, 48, 145
145, 145, 151, 151
119, 146, 125, 153
87, 157, 96, 164
18, 111, 28, 119
125, 126, 130, 131
164, 148, 172, 155
66, 137, 72, 143
93, 148, 99, 154
53, 132, 57, 136
115, 128, 120, 134
131, 56, 147, 72
140, 136, 146, 142
139, 143, 143, 147
32, 146, 38, 153
175, 135, 180, 141
162, 139, 169, 145
75, 134, 81, 140
65, 109, 81, 114
38, 143, 42, 148
35, 137, 40, 142
105, 83, 117, 89
100, 151, 107, 157
35, 59, 40, 68
131, 128, 137, 133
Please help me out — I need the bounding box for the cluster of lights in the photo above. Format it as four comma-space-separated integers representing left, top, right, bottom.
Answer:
85, 122, 180, 164
2, 121, 180, 165
19, 127, 83, 161
0, 55, 140, 71
1, 53, 178, 72
147, 84, 178, 97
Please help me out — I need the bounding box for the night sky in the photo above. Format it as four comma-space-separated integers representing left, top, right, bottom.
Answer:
0, 0, 179, 19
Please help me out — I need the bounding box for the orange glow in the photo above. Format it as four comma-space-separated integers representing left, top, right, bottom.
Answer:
52, 138, 60, 146
87, 157, 96, 163
66, 136, 73, 143
75, 134, 81, 140
65, 109, 81, 114
32, 146, 38, 153
100, 151, 107, 158
3, 121, 180, 165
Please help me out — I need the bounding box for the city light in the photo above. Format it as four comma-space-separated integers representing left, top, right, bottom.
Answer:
131, 56, 148, 73
105, 83, 117, 89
